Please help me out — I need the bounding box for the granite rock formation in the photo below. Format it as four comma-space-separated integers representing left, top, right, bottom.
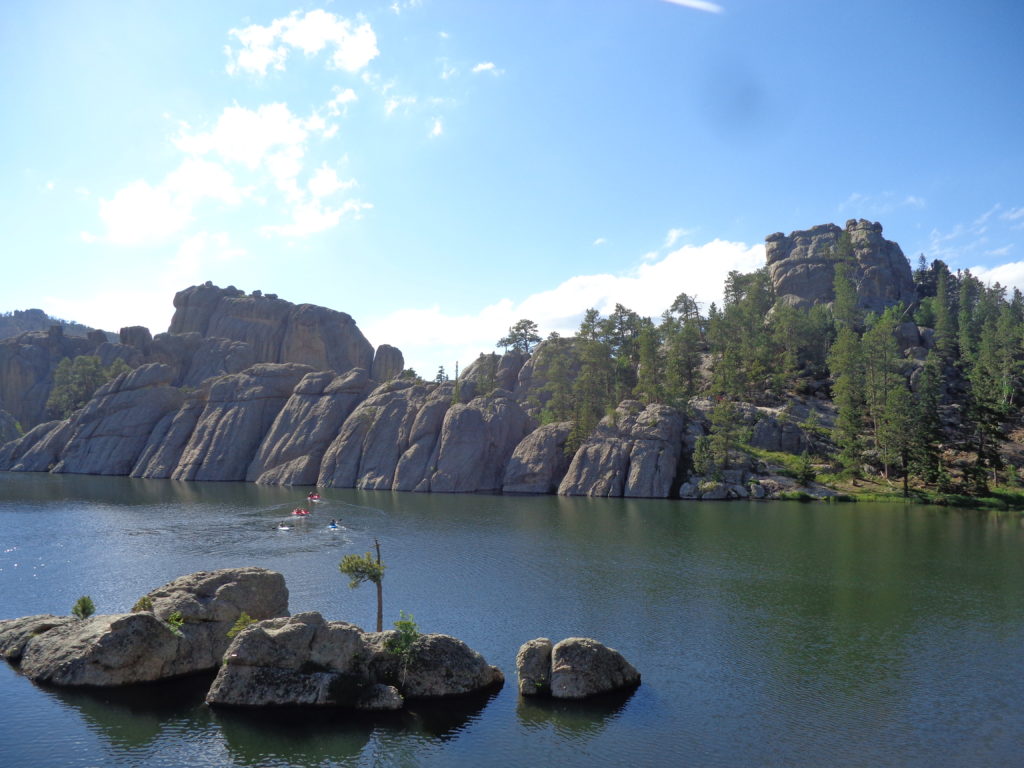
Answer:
205, 611, 503, 709
766, 219, 916, 315
1, 568, 289, 686
558, 401, 685, 497
516, 637, 640, 699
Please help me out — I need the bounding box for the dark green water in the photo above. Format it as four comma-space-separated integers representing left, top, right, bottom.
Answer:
1, 472, 1022, 767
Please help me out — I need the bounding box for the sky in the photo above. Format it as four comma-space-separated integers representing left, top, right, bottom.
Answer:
2, 0, 1023, 376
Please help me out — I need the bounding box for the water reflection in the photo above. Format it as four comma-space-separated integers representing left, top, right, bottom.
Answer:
44, 673, 216, 751
515, 688, 636, 741
403, 687, 500, 739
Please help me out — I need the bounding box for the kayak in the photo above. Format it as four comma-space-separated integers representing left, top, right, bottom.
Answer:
292, 508, 310, 516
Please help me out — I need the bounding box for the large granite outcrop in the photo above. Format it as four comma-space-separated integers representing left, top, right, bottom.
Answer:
766, 219, 916, 315
247, 368, 372, 485
1, 568, 288, 686
51, 364, 185, 476
172, 363, 314, 482
503, 422, 573, 493
558, 401, 685, 498
206, 611, 503, 709
516, 637, 640, 699
0, 409, 20, 445
428, 391, 534, 493
169, 283, 375, 374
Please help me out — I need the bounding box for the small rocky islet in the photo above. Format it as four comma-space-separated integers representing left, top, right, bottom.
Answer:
0, 568, 640, 710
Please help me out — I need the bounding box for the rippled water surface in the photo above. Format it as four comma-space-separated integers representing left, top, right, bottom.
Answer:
1, 473, 1022, 767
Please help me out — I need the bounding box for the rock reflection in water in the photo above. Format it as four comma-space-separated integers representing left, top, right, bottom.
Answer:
516, 687, 636, 741
43, 672, 216, 751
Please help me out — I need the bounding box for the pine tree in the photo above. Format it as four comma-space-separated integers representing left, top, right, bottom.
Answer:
827, 326, 865, 474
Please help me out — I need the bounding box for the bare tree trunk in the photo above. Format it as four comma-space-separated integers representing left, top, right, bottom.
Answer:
374, 538, 383, 633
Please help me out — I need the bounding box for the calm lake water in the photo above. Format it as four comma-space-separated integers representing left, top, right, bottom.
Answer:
1, 472, 1022, 767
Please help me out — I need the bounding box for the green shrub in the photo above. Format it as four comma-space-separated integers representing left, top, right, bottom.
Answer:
166, 611, 184, 636
71, 595, 95, 619
131, 595, 153, 613
385, 611, 420, 666
227, 612, 255, 639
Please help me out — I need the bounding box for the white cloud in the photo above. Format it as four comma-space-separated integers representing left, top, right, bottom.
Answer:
593, 237, 607, 246
364, 239, 765, 374
226, 10, 378, 76
260, 199, 372, 238
326, 88, 358, 116
430, 118, 443, 137
663, 227, 692, 249
174, 103, 310, 170
970, 260, 1024, 292
170, 231, 246, 278
839, 190, 926, 217
662, 0, 724, 13
385, 96, 417, 117
1002, 207, 1024, 221
307, 165, 356, 198
471, 61, 503, 75
96, 180, 192, 246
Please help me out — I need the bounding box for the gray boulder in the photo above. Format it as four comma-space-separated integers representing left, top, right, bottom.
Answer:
559, 402, 685, 498
517, 637, 640, 699
503, 422, 573, 494
206, 612, 502, 709
8, 567, 288, 687
370, 344, 404, 383
515, 637, 553, 695
0, 614, 75, 662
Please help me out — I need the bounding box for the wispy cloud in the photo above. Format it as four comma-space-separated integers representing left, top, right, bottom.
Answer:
662, 0, 724, 14
838, 191, 926, 217
663, 227, 693, 249
593, 237, 607, 246
430, 118, 443, 138
472, 61, 503, 75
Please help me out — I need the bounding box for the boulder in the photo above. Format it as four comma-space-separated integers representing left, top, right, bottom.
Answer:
5, 419, 75, 472
206, 612, 502, 709
7, 568, 288, 686
516, 637, 640, 699
0, 614, 75, 662
766, 219, 916, 316
559, 402, 685, 498
379, 633, 504, 699
247, 368, 371, 485
371, 344, 404, 383
515, 637, 553, 695
503, 422, 573, 494
130, 392, 207, 479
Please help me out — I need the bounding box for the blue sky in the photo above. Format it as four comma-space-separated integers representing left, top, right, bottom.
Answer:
2, 0, 1022, 375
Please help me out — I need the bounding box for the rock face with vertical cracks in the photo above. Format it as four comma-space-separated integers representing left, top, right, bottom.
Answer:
503, 422, 574, 494
247, 368, 372, 485
558, 401, 685, 498
51, 364, 185, 475
172, 363, 313, 481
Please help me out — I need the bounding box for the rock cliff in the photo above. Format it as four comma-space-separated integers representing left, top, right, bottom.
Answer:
766, 219, 916, 315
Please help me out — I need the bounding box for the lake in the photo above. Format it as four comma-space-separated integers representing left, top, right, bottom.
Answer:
1, 472, 1022, 767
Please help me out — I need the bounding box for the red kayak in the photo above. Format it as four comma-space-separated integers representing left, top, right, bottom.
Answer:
291, 508, 310, 516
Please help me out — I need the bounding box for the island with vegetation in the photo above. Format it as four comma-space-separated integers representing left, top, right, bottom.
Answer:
1, 219, 1022, 508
